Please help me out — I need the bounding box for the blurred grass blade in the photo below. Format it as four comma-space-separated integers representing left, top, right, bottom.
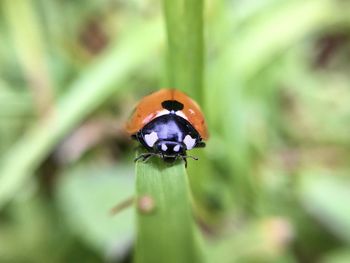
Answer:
204, 0, 350, 213
163, 0, 204, 101
134, 159, 202, 263
321, 249, 350, 263
229, 0, 350, 79
299, 172, 350, 244
207, 0, 350, 127
208, 217, 293, 263
0, 17, 163, 209
2, 0, 54, 113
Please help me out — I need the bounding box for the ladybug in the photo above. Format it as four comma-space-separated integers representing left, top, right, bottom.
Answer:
126, 89, 208, 166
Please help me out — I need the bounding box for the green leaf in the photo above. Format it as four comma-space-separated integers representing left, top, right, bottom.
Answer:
56, 164, 135, 259
134, 158, 203, 263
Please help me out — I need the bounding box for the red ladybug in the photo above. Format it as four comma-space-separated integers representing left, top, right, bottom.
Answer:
126, 89, 208, 166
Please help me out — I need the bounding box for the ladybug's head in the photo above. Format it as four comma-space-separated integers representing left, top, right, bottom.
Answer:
154, 140, 185, 160
134, 139, 198, 167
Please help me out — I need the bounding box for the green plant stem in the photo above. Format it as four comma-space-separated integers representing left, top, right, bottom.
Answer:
134, 1, 205, 262
0, 18, 163, 209
134, 158, 202, 263
163, 0, 204, 102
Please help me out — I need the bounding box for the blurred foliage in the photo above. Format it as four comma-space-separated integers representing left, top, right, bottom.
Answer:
1, 0, 350, 262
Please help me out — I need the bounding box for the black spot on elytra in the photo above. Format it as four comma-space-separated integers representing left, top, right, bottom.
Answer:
161, 100, 184, 111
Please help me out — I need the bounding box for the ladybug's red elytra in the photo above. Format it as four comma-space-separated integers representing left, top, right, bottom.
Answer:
126, 89, 208, 166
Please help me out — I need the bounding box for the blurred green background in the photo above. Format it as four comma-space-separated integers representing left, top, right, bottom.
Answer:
1, 0, 350, 262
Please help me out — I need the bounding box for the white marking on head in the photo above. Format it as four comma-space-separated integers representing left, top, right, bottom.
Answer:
175, 111, 188, 120
144, 132, 158, 147
161, 144, 168, 151
156, 109, 170, 118
173, 145, 180, 152
183, 135, 196, 150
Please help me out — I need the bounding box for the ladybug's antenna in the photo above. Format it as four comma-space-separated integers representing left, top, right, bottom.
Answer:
182, 155, 199, 160
181, 155, 199, 168
134, 153, 158, 162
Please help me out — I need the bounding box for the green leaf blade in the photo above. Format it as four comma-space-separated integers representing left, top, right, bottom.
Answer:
134, 159, 202, 263
163, 0, 204, 102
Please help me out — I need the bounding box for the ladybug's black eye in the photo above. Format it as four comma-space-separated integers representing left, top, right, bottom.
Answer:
161, 100, 184, 111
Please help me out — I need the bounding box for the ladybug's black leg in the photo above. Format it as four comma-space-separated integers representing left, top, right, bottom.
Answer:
134, 154, 146, 162
143, 154, 155, 162
180, 155, 199, 168
184, 155, 199, 161
134, 153, 154, 162
179, 156, 188, 168
195, 141, 206, 148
